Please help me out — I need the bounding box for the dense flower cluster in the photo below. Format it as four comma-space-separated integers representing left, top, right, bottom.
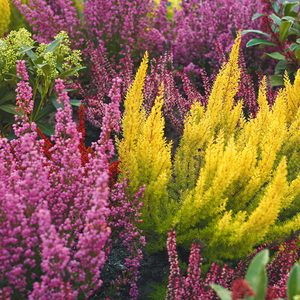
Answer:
166, 229, 300, 299
0, 64, 123, 298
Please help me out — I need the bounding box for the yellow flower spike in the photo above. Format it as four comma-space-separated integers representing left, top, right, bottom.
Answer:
0, 0, 11, 37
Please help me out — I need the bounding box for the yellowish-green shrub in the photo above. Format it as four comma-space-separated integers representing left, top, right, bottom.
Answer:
0, 0, 11, 37
118, 32, 300, 259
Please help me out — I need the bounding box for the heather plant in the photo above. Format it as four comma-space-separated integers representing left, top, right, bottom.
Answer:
117, 52, 173, 247
118, 34, 300, 259
164, 0, 273, 74
11, 0, 167, 67
243, 0, 300, 85
0, 61, 121, 298
166, 229, 300, 299
0, 28, 83, 136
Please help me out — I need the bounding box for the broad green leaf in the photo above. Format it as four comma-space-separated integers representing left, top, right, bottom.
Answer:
0, 91, 16, 105
295, 47, 300, 59
34, 104, 56, 122
36, 122, 55, 136
282, 16, 296, 22
279, 21, 292, 42
57, 66, 86, 79
210, 284, 232, 300
69, 99, 82, 107
25, 48, 38, 63
287, 263, 300, 299
270, 75, 285, 86
18, 45, 35, 55
246, 38, 276, 48
0, 104, 22, 117
44, 37, 63, 54
275, 60, 288, 72
251, 13, 264, 21
270, 13, 282, 25
262, 52, 285, 60
51, 95, 63, 110
245, 249, 269, 300
290, 43, 300, 52
284, 2, 299, 17
241, 30, 271, 38
273, 1, 280, 14
297, 38, 300, 43
290, 28, 300, 36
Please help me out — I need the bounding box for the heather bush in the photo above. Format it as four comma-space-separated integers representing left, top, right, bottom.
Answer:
10, 0, 278, 76
0, 28, 83, 137
0, 61, 126, 299
118, 33, 300, 260
166, 229, 300, 299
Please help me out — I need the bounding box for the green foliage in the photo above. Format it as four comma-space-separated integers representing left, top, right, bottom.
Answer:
242, 0, 300, 86
212, 249, 300, 300
0, 29, 84, 136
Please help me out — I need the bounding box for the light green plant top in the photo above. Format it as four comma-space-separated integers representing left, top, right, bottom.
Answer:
0, 28, 83, 137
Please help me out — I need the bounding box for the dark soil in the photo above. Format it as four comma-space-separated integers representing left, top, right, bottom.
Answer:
85, 119, 182, 300
93, 240, 170, 299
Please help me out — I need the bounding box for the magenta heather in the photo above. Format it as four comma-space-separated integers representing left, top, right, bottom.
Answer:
0, 65, 117, 298
166, 229, 299, 299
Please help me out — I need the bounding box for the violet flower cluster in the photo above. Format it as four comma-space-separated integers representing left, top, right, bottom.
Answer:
0, 64, 118, 298
11, 0, 275, 74
166, 229, 299, 299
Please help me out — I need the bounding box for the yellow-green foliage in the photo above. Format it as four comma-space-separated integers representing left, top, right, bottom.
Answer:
118, 33, 300, 260
0, 28, 34, 76
0, 0, 11, 37
118, 52, 173, 238
170, 35, 300, 259
170, 32, 242, 200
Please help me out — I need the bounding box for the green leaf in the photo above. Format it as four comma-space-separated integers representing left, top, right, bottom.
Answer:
246, 38, 276, 48
295, 47, 300, 59
287, 263, 300, 300
284, 2, 299, 17
51, 95, 63, 110
36, 122, 55, 136
44, 37, 63, 54
24, 48, 38, 63
18, 45, 35, 55
289, 43, 300, 52
251, 13, 265, 21
279, 21, 292, 42
290, 28, 300, 36
282, 16, 296, 22
270, 13, 282, 25
270, 75, 285, 86
273, 1, 280, 14
241, 30, 271, 38
0, 104, 22, 117
57, 66, 85, 79
275, 60, 288, 72
34, 104, 56, 122
210, 284, 232, 300
0, 91, 16, 105
69, 99, 82, 107
245, 249, 269, 300
262, 52, 285, 60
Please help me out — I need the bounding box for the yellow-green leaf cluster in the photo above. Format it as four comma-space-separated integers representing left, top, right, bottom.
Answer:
118, 52, 172, 237
169, 33, 300, 260
0, 0, 10, 37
